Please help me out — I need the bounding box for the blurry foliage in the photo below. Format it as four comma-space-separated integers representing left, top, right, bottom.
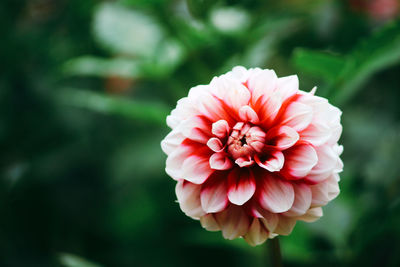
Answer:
1, 0, 400, 266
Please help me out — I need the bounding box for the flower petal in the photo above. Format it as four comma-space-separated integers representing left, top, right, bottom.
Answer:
212, 119, 230, 138
283, 143, 318, 179
243, 218, 269, 246
275, 75, 299, 101
266, 125, 299, 150
180, 116, 211, 144
210, 75, 251, 112
300, 122, 331, 146
209, 152, 234, 170
284, 183, 312, 216
298, 207, 323, 222
258, 175, 295, 213
200, 174, 228, 213
161, 129, 185, 155
254, 150, 284, 172
200, 214, 220, 231
227, 169, 256, 205
239, 105, 259, 124
235, 156, 255, 167
181, 155, 214, 184
215, 205, 250, 240
274, 215, 297, 235
310, 174, 340, 207
165, 144, 193, 180
248, 69, 278, 103
207, 137, 224, 152
281, 102, 313, 132
306, 145, 339, 183
175, 181, 205, 219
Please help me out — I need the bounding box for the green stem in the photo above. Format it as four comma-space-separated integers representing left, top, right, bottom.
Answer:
268, 237, 283, 267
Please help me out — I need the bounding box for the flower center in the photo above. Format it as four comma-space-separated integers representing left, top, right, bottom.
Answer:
227, 122, 266, 160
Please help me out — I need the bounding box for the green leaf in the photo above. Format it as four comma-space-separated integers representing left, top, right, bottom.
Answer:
57, 89, 169, 125
63, 56, 140, 78
292, 48, 346, 82
331, 20, 400, 104
59, 253, 102, 267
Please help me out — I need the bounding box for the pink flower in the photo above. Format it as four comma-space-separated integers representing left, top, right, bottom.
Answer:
161, 67, 343, 246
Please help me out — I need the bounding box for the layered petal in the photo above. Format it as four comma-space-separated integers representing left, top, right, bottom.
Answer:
244, 218, 269, 246
266, 125, 299, 150
181, 154, 214, 184
227, 169, 256, 205
215, 205, 250, 240
175, 181, 205, 219
258, 174, 295, 213
254, 150, 284, 172
200, 174, 229, 213
209, 152, 233, 170
282, 143, 318, 179
284, 183, 312, 216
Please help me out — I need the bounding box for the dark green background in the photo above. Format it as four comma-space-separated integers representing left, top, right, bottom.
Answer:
1, 0, 400, 266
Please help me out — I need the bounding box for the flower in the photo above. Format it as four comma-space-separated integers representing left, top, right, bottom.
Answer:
161, 66, 343, 246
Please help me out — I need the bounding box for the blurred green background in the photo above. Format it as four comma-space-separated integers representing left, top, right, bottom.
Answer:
1, 0, 400, 266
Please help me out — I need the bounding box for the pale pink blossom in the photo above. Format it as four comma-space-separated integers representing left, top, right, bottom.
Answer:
161, 67, 343, 246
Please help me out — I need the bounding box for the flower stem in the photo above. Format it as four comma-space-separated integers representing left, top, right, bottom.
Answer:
268, 237, 283, 267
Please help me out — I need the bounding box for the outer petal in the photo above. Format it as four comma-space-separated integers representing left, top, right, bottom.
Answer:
175, 181, 205, 219
165, 144, 193, 179
310, 174, 340, 207
258, 175, 295, 213
200, 214, 220, 231
306, 145, 339, 183
161, 129, 185, 155
227, 169, 256, 205
284, 183, 312, 216
251, 204, 279, 233
300, 122, 331, 146
282, 143, 318, 179
281, 102, 313, 132
210, 75, 251, 113
243, 218, 269, 246
248, 69, 278, 103
180, 116, 211, 144
215, 205, 250, 240
200, 174, 229, 213
275, 75, 299, 101
298, 207, 323, 222
274, 215, 297, 235
181, 155, 214, 184
193, 89, 236, 124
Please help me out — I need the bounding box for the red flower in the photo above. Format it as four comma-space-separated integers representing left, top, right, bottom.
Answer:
162, 67, 343, 246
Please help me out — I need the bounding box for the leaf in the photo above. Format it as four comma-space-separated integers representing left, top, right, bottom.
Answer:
331, 20, 400, 104
57, 89, 169, 125
63, 56, 140, 78
292, 49, 346, 82
59, 253, 102, 267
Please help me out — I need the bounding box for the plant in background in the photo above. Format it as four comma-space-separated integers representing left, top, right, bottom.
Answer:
161, 66, 343, 246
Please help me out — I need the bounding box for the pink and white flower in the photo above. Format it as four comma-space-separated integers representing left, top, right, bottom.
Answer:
161, 66, 343, 246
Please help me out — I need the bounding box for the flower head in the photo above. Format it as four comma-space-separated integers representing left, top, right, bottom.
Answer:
161, 67, 343, 246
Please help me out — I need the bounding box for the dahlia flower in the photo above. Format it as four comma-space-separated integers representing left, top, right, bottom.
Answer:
161, 66, 343, 246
